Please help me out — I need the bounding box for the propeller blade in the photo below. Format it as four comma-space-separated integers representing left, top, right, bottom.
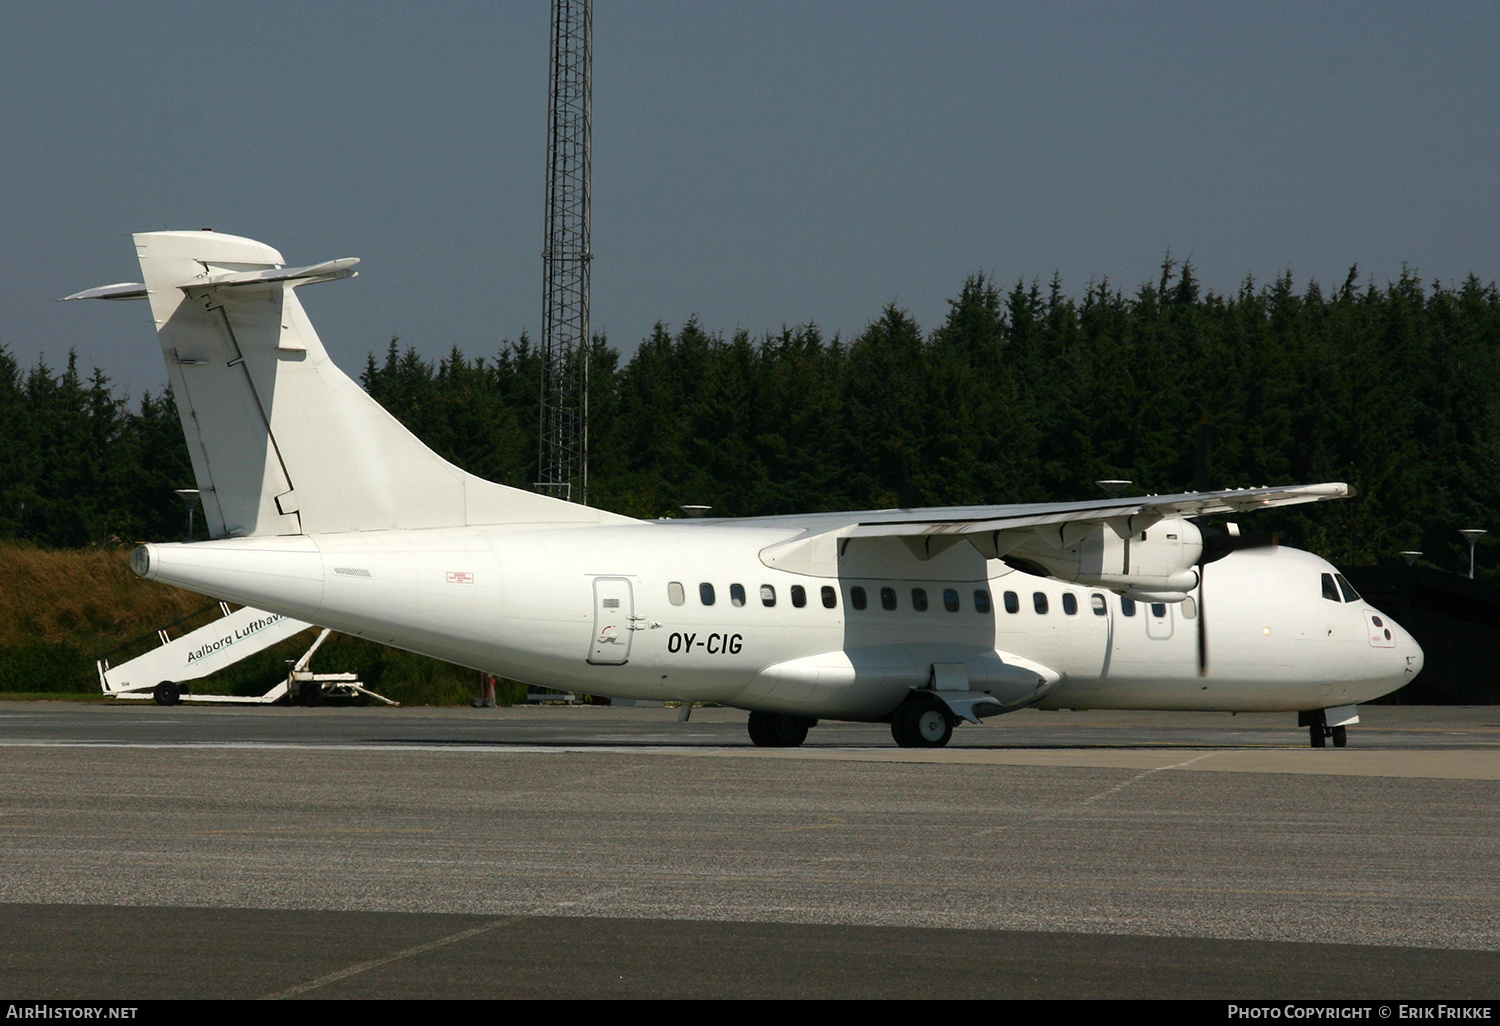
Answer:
1197, 569, 1208, 677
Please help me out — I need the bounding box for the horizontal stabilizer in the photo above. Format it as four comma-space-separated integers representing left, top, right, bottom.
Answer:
61, 261, 357, 304
182, 258, 360, 293
60, 282, 147, 302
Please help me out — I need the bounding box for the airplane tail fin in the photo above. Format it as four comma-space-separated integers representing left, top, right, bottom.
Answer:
70, 230, 629, 537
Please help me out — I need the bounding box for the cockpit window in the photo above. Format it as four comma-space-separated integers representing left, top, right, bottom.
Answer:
1334, 574, 1361, 602
1321, 573, 1341, 602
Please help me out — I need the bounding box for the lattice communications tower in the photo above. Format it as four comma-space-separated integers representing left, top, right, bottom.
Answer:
537, 0, 592, 503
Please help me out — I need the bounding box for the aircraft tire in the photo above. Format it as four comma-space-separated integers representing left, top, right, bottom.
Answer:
152, 681, 180, 707
892, 699, 953, 749
1309, 724, 1326, 748
1331, 725, 1347, 748
747, 711, 809, 747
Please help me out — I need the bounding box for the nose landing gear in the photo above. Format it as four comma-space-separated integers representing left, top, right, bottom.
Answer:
1308, 723, 1347, 748
1300, 707, 1353, 748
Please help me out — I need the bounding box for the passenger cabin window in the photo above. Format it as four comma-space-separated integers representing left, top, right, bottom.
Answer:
668, 582, 685, 606
1004, 591, 1019, 614
1033, 592, 1049, 614
1182, 597, 1198, 619
821, 586, 837, 609
1062, 593, 1078, 616
1090, 593, 1107, 616
791, 585, 807, 608
1321, 573, 1341, 602
1150, 603, 1167, 618
760, 584, 776, 607
911, 588, 928, 612
730, 583, 746, 607
943, 588, 960, 613
1121, 597, 1137, 617
974, 589, 991, 614
851, 586, 867, 610
700, 583, 716, 606
881, 587, 897, 611
1335, 574, 1361, 602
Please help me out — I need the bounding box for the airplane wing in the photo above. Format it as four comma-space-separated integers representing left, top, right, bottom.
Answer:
704, 482, 1349, 539
837, 482, 1350, 539
742, 483, 1350, 589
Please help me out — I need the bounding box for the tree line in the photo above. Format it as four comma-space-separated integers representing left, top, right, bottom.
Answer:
5, 258, 1500, 573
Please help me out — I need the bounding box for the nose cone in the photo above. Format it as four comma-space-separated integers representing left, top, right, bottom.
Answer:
1399, 623, 1425, 680
1356, 604, 1424, 702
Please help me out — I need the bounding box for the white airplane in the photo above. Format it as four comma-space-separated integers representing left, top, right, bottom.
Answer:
67, 230, 1423, 749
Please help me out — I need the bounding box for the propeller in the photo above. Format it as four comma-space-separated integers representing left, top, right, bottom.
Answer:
1192, 522, 1279, 676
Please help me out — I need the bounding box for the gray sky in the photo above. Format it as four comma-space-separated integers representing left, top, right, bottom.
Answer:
3, 1, 1498, 401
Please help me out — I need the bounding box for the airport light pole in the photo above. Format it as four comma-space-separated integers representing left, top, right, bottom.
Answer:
174, 489, 200, 543
1399, 551, 1422, 567
1459, 529, 1486, 579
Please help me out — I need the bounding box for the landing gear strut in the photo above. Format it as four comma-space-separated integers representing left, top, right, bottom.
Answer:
890, 696, 954, 749
747, 711, 813, 747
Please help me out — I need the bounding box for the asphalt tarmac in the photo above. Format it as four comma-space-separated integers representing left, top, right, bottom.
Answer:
0, 702, 1497, 999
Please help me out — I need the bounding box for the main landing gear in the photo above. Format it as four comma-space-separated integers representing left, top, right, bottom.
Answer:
890, 695, 955, 749
747, 711, 815, 747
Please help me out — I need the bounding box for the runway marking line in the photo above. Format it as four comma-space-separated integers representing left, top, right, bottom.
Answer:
974, 752, 1223, 836
261, 914, 529, 999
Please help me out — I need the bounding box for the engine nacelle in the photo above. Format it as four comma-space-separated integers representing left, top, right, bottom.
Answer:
1002, 517, 1202, 602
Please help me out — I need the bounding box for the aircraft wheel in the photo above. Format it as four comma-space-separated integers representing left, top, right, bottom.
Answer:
1309, 724, 1326, 748
747, 711, 809, 747
152, 681, 181, 706
892, 699, 953, 749
1331, 725, 1347, 748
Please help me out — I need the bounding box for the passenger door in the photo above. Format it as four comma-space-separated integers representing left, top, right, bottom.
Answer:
588, 577, 635, 665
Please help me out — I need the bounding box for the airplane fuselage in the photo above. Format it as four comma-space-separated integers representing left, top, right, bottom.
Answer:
137, 521, 1421, 723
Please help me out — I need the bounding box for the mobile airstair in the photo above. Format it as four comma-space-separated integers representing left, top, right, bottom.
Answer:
96, 602, 396, 706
